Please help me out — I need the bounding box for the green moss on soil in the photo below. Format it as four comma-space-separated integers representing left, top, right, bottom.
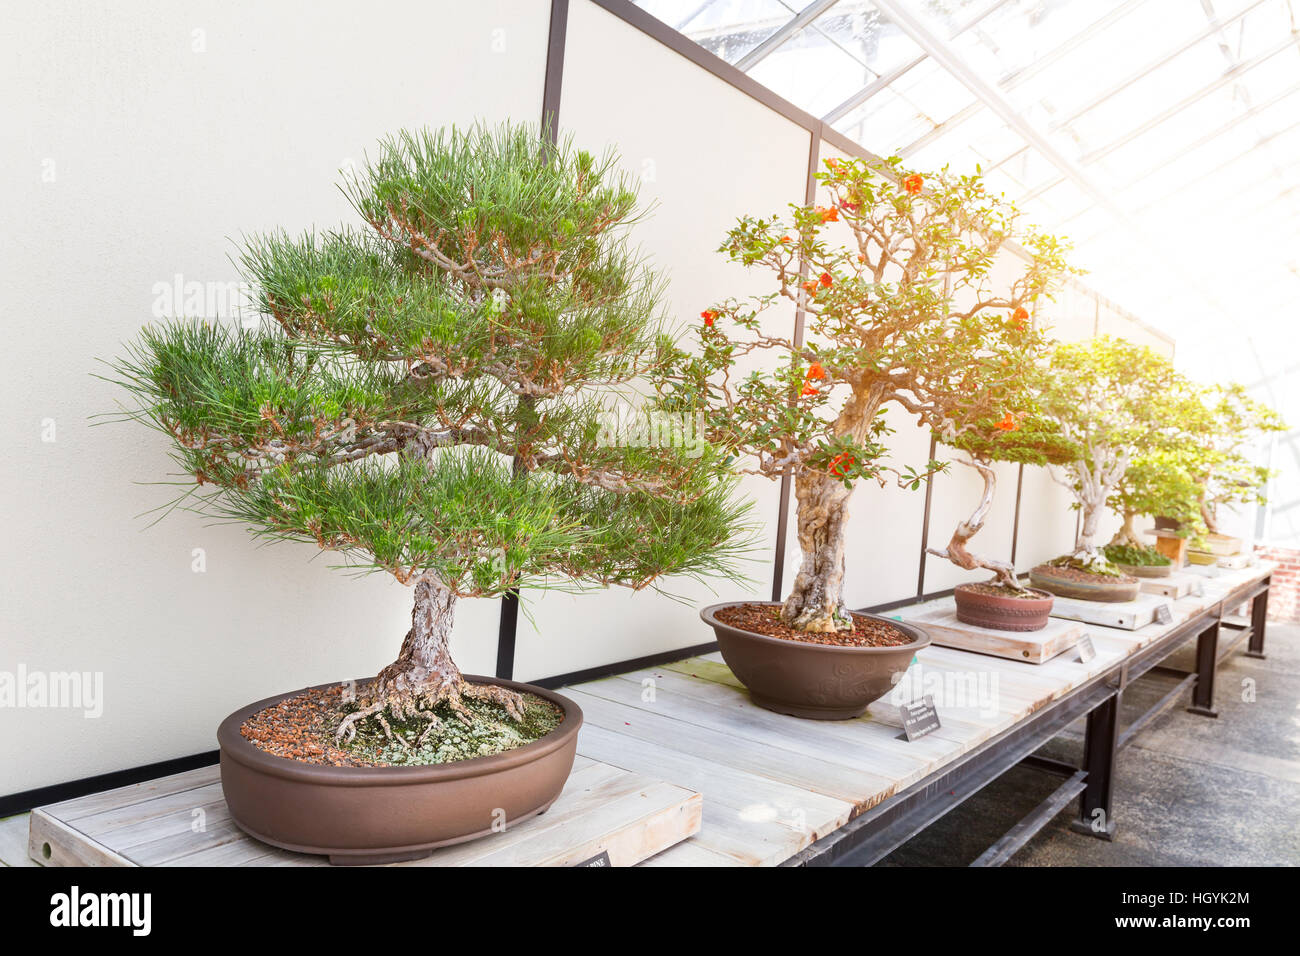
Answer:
338, 694, 564, 767
1103, 544, 1172, 567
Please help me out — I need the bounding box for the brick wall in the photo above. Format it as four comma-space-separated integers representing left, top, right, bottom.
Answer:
1254, 545, 1300, 621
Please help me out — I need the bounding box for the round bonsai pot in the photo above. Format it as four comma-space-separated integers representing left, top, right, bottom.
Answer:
700, 601, 929, 720
1116, 562, 1172, 578
217, 676, 582, 865
1029, 564, 1140, 603
953, 584, 1053, 632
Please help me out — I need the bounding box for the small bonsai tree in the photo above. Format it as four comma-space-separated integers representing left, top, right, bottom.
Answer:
930, 412, 1079, 592
1195, 383, 1286, 537
1036, 336, 1185, 574
109, 124, 749, 748
1105, 449, 1205, 571
669, 156, 1072, 632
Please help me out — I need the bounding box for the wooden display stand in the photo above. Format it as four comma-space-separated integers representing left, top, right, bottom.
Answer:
1150, 529, 1189, 567
1138, 573, 1195, 599
28, 759, 701, 867
894, 598, 1085, 664
1048, 592, 1173, 630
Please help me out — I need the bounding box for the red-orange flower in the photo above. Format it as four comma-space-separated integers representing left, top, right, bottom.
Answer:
701, 309, 717, 327
806, 362, 827, 380
903, 174, 923, 195
801, 279, 818, 293
819, 272, 833, 288
1010, 306, 1029, 330
829, 452, 855, 478
993, 412, 1020, 432
816, 205, 839, 223
780, 235, 793, 243
801, 383, 819, 397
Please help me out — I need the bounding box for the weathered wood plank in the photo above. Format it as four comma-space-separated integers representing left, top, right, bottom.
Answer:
28, 810, 135, 867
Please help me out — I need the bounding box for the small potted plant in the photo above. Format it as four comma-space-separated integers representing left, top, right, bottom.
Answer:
671, 156, 1072, 718
1106, 448, 1205, 574
1030, 336, 1186, 602
107, 123, 748, 863
931, 413, 1079, 631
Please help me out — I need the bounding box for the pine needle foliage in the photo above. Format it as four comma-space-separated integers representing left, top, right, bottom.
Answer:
107, 122, 753, 600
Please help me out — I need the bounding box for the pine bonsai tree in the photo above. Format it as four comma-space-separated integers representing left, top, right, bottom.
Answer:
108, 123, 749, 748
668, 156, 1073, 632
1036, 336, 1185, 574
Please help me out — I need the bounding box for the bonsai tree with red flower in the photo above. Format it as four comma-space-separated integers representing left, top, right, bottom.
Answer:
1034, 336, 1186, 577
669, 155, 1074, 633
928, 405, 1079, 594
107, 123, 749, 752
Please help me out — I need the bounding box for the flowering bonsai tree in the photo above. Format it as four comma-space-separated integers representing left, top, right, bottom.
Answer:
668, 156, 1073, 632
1036, 336, 1185, 575
108, 124, 748, 750
930, 411, 1079, 592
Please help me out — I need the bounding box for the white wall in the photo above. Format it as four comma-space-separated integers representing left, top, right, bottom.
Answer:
0, 0, 1177, 793
513, 0, 809, 680
0, 0, 551, 793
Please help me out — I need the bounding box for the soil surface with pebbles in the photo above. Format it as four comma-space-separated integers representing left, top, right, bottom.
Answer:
715, 602, 915, 647
240, 681, 564, 768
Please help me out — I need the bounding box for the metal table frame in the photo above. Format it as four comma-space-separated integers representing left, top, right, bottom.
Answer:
787, 573, 1272, 867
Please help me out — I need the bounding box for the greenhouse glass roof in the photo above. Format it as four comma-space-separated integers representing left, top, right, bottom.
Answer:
635, 0, 1300, 544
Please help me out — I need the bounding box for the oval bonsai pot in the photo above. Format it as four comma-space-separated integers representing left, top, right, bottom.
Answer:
1028, 564, 1140, 603
953, 584, 1053, 631
700, 601, 929, 720
217, 675, 582, 865
1115, 562, 1172, 578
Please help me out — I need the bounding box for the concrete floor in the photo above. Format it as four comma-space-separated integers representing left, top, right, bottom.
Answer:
4, 623, 1297, 868
881, 620, 1300, 867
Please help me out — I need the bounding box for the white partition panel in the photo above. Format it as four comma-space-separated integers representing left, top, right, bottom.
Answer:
1014, 466, 1080, 572
922, 457, 1021, 593
511, 0, 811, 680
0, 0, 551, 792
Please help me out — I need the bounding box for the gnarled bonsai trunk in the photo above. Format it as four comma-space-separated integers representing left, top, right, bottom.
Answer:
782, 471, 853, 632
1109, 510, 1144, 549
927, 456, 1022, 591
1200, 496, 1219, 535
336, 574, 525, 744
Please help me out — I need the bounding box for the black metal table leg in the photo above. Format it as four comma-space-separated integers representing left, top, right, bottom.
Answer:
1187, 620, 1221, 718
1245, 582, 1269, 659
1070, 691, 1118, 841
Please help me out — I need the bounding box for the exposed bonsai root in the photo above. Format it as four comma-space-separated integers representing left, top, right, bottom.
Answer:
333, 574, 526, 746
334, 677, 528, 745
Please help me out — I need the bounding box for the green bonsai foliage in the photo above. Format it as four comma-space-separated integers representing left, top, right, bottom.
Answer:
1196, 384, 1286, 536
1036, 336, 1187, 575
1108, 381, 1285, 552
108, 123, 750, 747
666, 155, 1073, 632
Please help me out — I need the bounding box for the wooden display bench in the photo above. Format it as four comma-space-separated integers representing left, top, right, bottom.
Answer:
28, 758, 701, 867
1138, 571, 1204, 600
893, 597, 1085, 664
1048, 592, 1173, 630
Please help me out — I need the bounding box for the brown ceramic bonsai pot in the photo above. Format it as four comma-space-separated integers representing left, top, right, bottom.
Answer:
1116, 562, 1172, 578
217, 675, 582, 865
1029, 564, 1141, 603
953, 584, 1053, 631
700, 601, 929, 720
